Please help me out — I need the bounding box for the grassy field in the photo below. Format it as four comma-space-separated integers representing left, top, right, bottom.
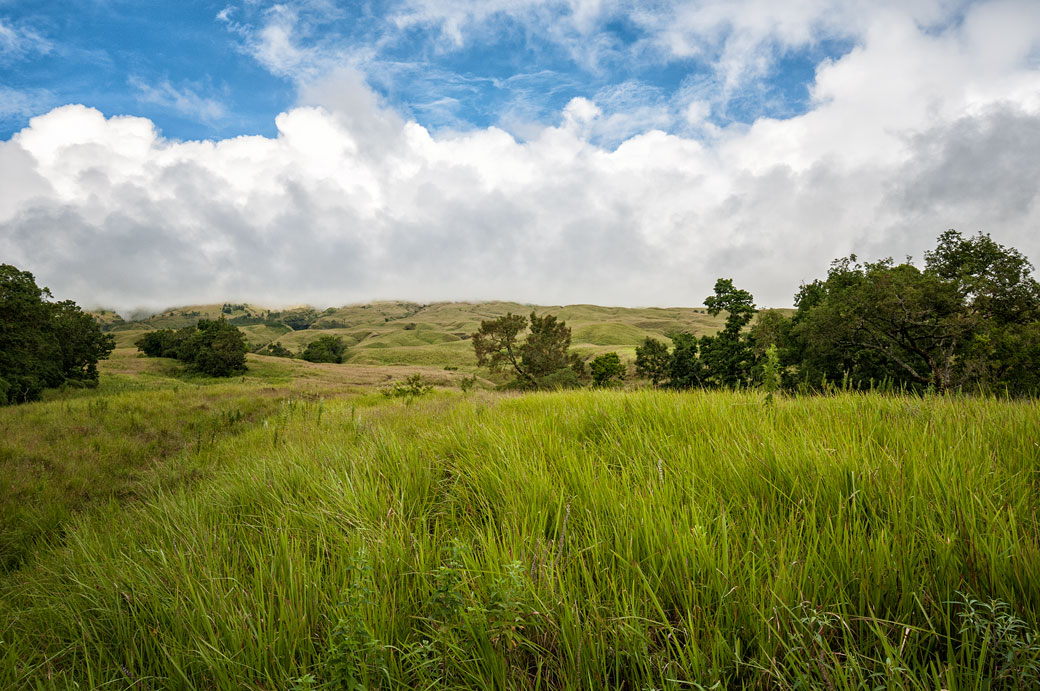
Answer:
1, 352, 1038, 689
101, 300, 747, 371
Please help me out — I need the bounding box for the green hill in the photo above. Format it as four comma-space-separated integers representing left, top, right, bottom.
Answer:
96, 301, 792, 370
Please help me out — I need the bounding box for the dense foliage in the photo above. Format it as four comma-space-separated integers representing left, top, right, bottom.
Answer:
300, 335, 347, 363
472, 311, 585, 388
0, 264, 114, 404
136, 317, 248, 376
636, 231, 1040, 396
589, 351, 625, 386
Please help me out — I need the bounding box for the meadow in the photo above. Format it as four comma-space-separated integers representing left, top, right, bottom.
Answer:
102, 300, 739, 368
1, 345, 1038, 689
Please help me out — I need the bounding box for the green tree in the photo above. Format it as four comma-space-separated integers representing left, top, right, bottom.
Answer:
177, 318, 248, 376
261, 342, 293, 358
698, 278, 757, 387
667, 332, 706, 389
472, 312, 532, 386
300, 335, 347, 363
0, 264, 114, 404
472, 312, 583, 388
590, 352, 625, 387
788, 231, 1040, 394
51, 300, 116, 385
634, 337, 670, 386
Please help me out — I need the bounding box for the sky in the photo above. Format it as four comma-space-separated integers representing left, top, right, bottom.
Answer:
1, 0, 1039, 313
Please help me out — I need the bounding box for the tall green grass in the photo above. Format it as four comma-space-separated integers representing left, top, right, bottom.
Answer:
1, 389, 1038, 689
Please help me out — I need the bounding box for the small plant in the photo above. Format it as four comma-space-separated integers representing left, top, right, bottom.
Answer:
381, 374, 434, 400
953, 591, 1040, 688
760, 343, 782, 404
323, 550, 388, 690
459, 375, 477, 393
485, 560, 527, 654
289, 674, 317, 691
426, 542, 469, 683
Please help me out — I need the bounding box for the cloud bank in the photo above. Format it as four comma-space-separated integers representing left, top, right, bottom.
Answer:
2, 1, 1039, 314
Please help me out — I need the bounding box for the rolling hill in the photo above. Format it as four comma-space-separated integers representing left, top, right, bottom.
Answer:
98, 301, 789, 370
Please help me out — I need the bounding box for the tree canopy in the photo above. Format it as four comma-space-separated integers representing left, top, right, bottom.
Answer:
300, 335, 347, 363
633, 230, 1040, 397
0, 264, 115, 404
136, 317, 247, 377
472, 312, 584, 389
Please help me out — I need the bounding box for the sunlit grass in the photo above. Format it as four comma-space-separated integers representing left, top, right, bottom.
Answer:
2, 388, 1037, 689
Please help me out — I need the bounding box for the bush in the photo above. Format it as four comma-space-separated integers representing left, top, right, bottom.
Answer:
300, 335, 347, 363
260, 342, 293, 358
590, 352, 625, 387
137, 318, 247, 377
382, 374, 433, 399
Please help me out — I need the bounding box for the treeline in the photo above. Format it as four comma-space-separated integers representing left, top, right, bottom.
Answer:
0, 265, 115, 404
472, 230, 1040, 396
137, 327, 348, 372
634, 230, 1040, 395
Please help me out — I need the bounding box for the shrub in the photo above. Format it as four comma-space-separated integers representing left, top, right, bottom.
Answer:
590, 352, 625, 387
382, 374, 434, 399
137, 318, 247, 377
300, 335, 347, 364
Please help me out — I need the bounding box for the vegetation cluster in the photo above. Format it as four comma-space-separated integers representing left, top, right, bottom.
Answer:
135, 317, 248, 376
0, 264, 114, 404
632, 231, 1040, 396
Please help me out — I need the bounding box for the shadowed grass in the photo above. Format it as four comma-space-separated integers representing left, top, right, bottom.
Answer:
1, 389, 1037, 689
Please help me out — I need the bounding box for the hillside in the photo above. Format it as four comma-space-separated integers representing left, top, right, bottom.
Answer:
98, 301, 788, 368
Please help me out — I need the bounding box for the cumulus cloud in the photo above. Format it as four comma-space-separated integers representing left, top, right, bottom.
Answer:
2, 2, 1040, 314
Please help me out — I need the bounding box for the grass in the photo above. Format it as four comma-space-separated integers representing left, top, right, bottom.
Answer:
1, 382, 1037, 689
98, 300, 752, 369
0, 349, 476, 575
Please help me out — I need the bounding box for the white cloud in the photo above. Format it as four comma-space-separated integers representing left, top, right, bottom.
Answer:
0, 18, 52, 61
0, 85, 53, 120
2, 2, 1040, 314
129, 77, 228, 124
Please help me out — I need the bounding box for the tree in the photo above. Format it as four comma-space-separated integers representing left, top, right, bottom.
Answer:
138, 318, 247, 377
260, 342, 293, 358
634, 337, 670, 385
667, 332, 706, 389
0, 264, 114, 404
925, 229, 1040, 324
134, 328, 190, 358
590, 352, 625, 387
704, 278, 756, 335
472, 311, 584, 388
698, 279, 757, 387
301, 335, 347, 363
787, 230, 1040, 394
521, 312, 584, 382
472, 313, 532, 386
51, 300, 116, 385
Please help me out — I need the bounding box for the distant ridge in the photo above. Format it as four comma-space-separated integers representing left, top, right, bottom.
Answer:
95, 301, 792, 369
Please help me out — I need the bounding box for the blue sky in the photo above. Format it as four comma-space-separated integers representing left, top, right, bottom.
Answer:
1, 1, 850, 143
2, 0, 1039, 312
